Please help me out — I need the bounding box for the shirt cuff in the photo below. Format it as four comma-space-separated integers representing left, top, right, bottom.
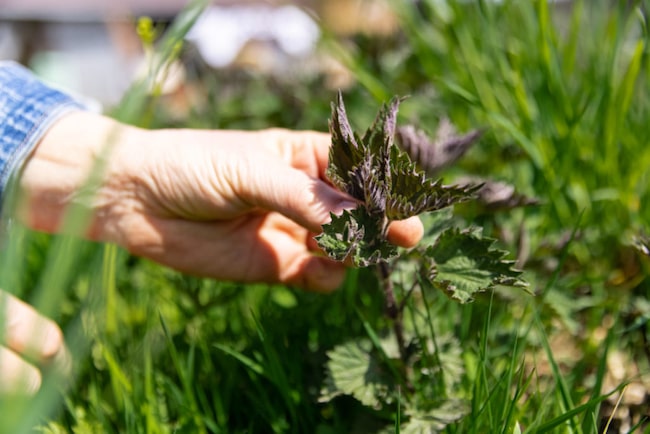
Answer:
0, 61, 89, 205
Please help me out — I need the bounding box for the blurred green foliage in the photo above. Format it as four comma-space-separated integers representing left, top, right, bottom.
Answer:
2, 0, 650, 432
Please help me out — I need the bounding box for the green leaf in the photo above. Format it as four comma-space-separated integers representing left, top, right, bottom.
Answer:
319, 339, 395, 409
424, 228, 528, 303
315, 208, 398, 267
420, 208, 456, 244
423, 334, 465, 393
397, 401, 468, 434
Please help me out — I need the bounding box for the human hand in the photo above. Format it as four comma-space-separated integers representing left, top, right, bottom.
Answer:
19, 112, 424, 292
0, 290, 70, 395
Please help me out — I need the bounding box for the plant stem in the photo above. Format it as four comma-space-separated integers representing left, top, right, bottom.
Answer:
378, 217, 413, 391
378, 261, 407, 363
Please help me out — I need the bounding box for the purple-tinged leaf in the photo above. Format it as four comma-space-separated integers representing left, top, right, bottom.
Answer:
385, 146, 481, 220
455, 177, 540, 211
362, 95, 402, 158
316, 207, 398, 267
327, 91, 366, 198
395, 120, 483, 175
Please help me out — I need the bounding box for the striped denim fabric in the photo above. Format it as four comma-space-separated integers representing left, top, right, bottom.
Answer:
0, 61, 85, 205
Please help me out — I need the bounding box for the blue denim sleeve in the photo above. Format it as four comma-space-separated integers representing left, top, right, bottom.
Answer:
0, 61, 87, 205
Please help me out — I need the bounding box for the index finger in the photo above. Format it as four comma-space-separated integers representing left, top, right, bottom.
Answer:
268, 129, 332, 180
0, 291, 65, 365
309, 131, 333, 181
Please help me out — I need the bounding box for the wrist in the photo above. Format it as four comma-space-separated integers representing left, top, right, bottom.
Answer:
16, 111, 146, 241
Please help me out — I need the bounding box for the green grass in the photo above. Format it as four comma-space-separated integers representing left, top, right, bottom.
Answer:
388, 0, 650, 263
1, 0, 650, 432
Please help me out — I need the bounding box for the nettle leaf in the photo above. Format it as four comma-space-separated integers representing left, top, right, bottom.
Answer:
352, 156, 387, 216
327, 91, 366, 198
455, 176, 540, 211
398, 400, 468, 434
319, 339, 395, 409
362, 95, 401, 162
386, 147, 480, 220
395, 119, 483, 176
424, 228, 528, 303
346, 156, 373, 206
321, 92, 483, 265
420, 208, 456, 243
418, 334, 465, 393
315, 207, 398, 267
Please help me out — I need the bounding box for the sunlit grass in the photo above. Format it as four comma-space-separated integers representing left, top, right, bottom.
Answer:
0, 0, 648, 432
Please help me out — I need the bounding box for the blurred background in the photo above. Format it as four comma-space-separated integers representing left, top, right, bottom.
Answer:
9, 1, 650, 432
0, 0, 402, 107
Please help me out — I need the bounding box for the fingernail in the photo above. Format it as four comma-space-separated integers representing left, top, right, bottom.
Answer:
41, 323, 64, 361
331, 200, 358, 216
25, 369, 42, 395
51, 344, 73, 379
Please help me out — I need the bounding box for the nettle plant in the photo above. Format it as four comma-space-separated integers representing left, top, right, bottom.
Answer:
316, 92, 529, 429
